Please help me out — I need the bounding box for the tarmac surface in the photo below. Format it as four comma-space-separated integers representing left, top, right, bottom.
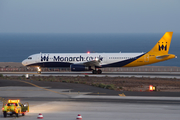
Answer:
0, 79, 180, 120
1, 71, 180, 78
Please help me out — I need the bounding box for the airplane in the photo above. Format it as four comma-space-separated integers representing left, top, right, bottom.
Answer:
22, 32, 176, 74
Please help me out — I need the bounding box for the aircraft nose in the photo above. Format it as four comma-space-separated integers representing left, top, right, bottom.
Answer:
22, 60, 27, 66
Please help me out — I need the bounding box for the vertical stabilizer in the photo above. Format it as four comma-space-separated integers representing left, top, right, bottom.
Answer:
148, 32, 173, 55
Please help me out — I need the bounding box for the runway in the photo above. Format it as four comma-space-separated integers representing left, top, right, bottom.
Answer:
1, 71, 180, 78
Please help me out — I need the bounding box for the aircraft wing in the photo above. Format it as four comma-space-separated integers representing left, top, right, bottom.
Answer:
83, 60, 101, 67
74, 57, 103, 67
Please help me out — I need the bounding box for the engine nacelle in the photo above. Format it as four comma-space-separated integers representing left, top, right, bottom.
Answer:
70, 64, 91, 71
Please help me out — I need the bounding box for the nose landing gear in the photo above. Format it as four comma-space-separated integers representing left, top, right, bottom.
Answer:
37, 67, 41, 74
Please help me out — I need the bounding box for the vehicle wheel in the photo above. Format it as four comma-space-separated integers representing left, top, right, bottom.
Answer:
22, 113, 25, 116
16, 113, 19, 117
3, 111, 7, 118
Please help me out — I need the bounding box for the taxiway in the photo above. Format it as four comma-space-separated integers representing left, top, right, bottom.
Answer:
1, 71, 180, 78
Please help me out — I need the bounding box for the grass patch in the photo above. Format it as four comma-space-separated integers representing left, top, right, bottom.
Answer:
62, 80, 70, 83
119, 86, 123, 89
92, 83, 99, 87
82, 81, 86, 84
106, 84, 115, 90
75, 81, 79, 84
0, 74, 3, 77
99, 83, 106, 88
38, 78, 43, 81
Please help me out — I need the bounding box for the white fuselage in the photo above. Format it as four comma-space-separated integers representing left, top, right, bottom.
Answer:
22, 52, 144, 68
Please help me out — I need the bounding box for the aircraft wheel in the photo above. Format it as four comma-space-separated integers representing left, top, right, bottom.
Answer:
98, 70, 102, 74
92, 70, 97, 74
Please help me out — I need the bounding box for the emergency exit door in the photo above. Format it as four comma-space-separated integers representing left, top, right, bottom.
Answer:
144, 54, 149, 62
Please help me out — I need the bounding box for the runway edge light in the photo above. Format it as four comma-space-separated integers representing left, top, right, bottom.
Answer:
149, 85, 156, 91
26, 74, 29, 79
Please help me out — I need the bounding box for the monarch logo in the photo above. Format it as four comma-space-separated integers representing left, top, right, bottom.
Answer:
40, 54, 103, 62
158, 42, 167, 51
41, 54, 49, 61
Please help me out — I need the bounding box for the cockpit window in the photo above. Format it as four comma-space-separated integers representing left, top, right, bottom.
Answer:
28, 57, 32, 59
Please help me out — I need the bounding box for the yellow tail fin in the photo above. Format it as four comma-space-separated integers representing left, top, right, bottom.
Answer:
148, 32, 173, 55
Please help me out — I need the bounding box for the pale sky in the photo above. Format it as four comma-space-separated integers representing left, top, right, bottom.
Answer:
0, 0, 180, 33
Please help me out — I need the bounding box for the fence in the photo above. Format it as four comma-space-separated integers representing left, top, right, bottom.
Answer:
101, 67, 180, 72
0, 67, 180, 72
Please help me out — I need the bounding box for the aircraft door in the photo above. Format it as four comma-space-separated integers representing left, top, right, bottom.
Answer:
37, 54, 41, 63
144, 54, 149, 62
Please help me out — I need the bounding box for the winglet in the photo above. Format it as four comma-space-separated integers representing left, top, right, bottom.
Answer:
148, 32, 173, 55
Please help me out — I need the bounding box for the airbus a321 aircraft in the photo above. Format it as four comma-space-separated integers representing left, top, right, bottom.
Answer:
22, 32, 176, 74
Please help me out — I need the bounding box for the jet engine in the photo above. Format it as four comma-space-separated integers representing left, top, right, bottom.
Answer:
70, 64, 91, 71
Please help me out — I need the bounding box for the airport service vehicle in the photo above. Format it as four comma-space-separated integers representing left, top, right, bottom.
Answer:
2, 99, 29, 117
22, 32, 176, 74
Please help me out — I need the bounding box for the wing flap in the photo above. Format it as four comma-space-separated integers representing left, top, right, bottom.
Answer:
83, 60, 101, 67
74, 57, 102, 67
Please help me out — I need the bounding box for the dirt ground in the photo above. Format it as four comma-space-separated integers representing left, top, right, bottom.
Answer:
1, 75, 180, 92
0, 62, 24, 68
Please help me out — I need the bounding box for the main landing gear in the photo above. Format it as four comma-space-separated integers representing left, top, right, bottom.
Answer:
92, 69, 102, 74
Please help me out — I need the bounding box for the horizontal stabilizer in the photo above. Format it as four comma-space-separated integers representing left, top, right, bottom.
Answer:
156, 55, 170, 59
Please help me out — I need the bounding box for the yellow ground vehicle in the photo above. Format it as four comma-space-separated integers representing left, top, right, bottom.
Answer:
2, 99, 29, 117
